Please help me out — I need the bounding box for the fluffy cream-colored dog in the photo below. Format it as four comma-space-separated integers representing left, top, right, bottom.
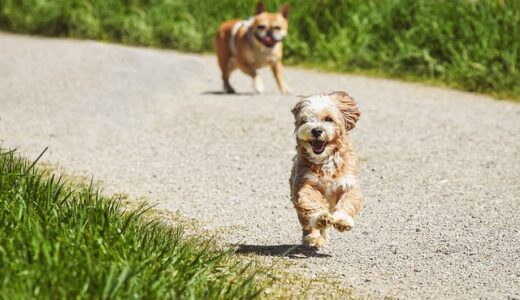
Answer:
290, 91, 363, 248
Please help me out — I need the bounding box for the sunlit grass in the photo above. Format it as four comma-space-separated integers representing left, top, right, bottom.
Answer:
0, 147, 261, 299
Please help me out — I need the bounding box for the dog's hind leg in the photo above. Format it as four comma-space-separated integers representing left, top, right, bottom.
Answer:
222, 58, 237, 93
302, 227, 326, 248
216, 54, 235, 93
215, 35, 236, 93
300, 226, 330, 248
320, 228, 330, 243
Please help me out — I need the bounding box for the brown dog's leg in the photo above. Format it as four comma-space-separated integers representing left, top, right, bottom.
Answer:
332, 184, 363, 232
222, 58, 236, 93
293, 183, 332, 247
271, 61, 290, 94
240, 64, 264, 94
216, 55, 235, 94
215, 32, 236, 94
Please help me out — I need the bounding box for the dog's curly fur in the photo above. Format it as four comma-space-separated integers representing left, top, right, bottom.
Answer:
290, 91, 363, 248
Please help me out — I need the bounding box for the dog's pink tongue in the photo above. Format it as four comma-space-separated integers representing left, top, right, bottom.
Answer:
263, 36, 273, 45
311, 140, 325, 153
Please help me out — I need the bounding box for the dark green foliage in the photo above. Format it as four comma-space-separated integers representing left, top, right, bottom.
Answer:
0, 0, 518, 98
0, 148, 260, 299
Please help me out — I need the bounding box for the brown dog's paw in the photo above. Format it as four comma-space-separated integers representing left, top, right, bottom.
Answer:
312, 212, 333, 230
332, 211, 355, 232
225, 87, 236, 94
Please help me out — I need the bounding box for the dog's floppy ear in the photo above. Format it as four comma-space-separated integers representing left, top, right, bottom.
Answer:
255, 1, 265, 15
291, 96, 306, 119
331, 91, 360, 131
280, 3, 289, 19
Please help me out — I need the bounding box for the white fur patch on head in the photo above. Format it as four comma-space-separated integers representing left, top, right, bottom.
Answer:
306, 95, 335, 113
332, 211, 355, 227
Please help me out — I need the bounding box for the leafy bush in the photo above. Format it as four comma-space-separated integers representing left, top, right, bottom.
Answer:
0, 0, 518, 98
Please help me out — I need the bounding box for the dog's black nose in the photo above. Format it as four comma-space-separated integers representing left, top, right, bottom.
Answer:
311, 128, 323, 137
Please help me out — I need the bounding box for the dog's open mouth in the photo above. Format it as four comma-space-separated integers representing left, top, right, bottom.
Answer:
310, 140, 326, 154
262, 35, 277, 47
257, 34, 278, 48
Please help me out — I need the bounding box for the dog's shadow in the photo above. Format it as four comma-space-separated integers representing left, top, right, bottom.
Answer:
201, 90, 255, 96
235, 244, 331, 259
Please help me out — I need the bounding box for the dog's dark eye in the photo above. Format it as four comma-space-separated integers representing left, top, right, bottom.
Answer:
324, 116, 333, 122
273, 26, 281, 30
257, 25, 267, 30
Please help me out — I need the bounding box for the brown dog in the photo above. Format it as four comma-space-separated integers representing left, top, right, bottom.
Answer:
290, 91, 363, 248
214, 1, 290, 94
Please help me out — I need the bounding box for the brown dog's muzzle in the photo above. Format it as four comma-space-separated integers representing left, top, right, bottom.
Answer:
255, 31, 280, 47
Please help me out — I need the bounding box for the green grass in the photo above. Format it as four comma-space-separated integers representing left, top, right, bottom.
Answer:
0, 147, 261, 299
0, 147, 357, 299
0, 0, 518, 99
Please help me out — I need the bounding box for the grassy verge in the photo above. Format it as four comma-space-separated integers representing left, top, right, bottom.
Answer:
0, 147, 261, 299
0, 0, 518, 99
0, 147, 356, 299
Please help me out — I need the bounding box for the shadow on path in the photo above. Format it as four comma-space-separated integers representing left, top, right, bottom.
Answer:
235, 244, 331, 258
201, 90, 255, 96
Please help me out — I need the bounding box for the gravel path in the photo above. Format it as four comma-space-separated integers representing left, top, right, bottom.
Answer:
1, 33, 519, 299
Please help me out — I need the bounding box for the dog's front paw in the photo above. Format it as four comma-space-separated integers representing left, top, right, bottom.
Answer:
332, 211, 355, 232
311, 212, 333, 230
339, 175, 357, 191
303, 232, 327, 248
333, 219, 352, 232
253, 76, 264, 94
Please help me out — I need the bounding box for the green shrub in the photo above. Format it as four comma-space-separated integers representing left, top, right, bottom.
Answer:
0, 0, 518, 98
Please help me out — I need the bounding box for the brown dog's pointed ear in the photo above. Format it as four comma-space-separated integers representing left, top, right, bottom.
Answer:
331, 91, 360, 131
280, 3, 289, 19
255, 1, 266, 15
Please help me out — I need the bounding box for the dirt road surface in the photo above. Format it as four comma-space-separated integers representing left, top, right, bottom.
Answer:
1, 33, 519, 299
